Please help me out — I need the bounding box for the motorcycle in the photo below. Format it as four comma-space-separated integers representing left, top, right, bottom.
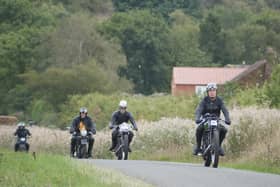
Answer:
199, 113, 226, 168
114, 123, 132, 160
74, 129, 89, 159
15, 136, 29, 152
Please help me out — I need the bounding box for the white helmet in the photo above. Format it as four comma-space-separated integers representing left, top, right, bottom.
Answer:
119, 100, 127, 108
17, 122, 25, 127
206, 82, 217, 91
79, 107, 88, 114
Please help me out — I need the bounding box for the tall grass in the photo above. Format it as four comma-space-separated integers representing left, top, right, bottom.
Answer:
0, 149, 153, 187
1, 107, 279, 174
226, 107, 280, 167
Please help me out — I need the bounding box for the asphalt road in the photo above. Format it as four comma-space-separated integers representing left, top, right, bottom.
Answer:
86, 159, 280, 187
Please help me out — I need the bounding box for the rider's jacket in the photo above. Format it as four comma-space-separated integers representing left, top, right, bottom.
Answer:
195, 96, 231, 123
14, 127, 31, 138
110, 111, 137, 129
70, 116, 96, 134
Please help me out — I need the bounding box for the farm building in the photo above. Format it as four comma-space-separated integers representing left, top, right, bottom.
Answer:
171, 60, 271, 96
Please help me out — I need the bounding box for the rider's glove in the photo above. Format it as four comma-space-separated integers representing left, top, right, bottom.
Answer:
134, 127, 138, 131
225, 120, 231, 125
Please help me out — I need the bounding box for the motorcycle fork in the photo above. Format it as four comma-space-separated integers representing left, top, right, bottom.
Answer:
115, 134, 123, 153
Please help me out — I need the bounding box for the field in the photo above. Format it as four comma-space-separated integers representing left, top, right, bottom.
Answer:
0, 149, 152, 187
1, 107, 280, 174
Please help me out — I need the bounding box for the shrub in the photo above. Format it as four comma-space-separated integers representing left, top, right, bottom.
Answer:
58, 93, 199, 130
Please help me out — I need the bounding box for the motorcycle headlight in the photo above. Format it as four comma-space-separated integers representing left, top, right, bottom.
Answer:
119, 123, 131, 132
81, 129, 87, 136
20, 137, 26, 141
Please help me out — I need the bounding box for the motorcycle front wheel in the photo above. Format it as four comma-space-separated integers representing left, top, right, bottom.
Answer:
212, 130, 220, 168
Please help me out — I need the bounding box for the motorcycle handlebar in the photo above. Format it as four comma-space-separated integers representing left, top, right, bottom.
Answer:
110, 125, 137, 131
197, 118, 229, 126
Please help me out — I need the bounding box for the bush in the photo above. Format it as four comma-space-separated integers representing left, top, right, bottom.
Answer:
225, 107, 280, 165
58, 93, 199, 130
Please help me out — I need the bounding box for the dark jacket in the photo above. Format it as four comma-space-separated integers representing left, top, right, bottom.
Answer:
14, 127, 31, 138
195, 96, 231, 123
70, 116, 96, 134
110, 111, 137, 129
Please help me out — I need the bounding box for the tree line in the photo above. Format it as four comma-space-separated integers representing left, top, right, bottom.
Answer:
0, 0, 279, 125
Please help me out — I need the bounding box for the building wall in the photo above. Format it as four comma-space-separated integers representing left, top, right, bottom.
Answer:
172, 84, 195, 96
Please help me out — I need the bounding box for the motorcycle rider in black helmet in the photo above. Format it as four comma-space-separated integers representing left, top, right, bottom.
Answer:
14, 122, 31, 152
193, 83, 231, 156
70, 107, 96, 158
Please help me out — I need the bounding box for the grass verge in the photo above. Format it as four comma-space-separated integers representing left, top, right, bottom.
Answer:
0, 149, 153, 187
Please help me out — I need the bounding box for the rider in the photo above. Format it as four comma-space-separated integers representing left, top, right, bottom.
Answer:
70, 107, 96, 158
109, 100, 138, 152
193, 83, 231, 156
14, 122, 31, 152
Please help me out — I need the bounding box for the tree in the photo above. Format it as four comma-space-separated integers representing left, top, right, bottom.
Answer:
101, 10, 171, 94
0, 0, 66, 113
21, 62, 132, 108
168, 10, 210, 66
52, 0, 113, 15
233, 24, 272, 64
264, 64, 280, 107
112, 0, 202, 19
199, 13, 225, 65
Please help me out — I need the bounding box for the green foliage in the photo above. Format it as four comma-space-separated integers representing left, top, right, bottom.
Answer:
1, 0, 280, 121
168, 10, 211, 66
199, 13, 225, 65
228, 87, 264, 107
53, 0, 113, 15
208, 4, 253, 30
265, 0, 280, 9
0, 0, 66, 113
27, 99, 56, 125
101, 10, 172, 94
264, 64, 280, 107
219, 82, 240, 101
256, 10, 280, 33
59, 93, 199, 130
233, 24, 272, 64
0, 150, 151, 187
22, 62, 132, 108
112, 0, 202, 19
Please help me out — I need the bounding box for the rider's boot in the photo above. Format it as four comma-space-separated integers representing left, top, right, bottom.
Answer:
219, 128, 227, 156
219, 147, 225, 156
193, 145, 202, 155
70, 142, 75, 157
193, 127, 203, 155
128, 133, 134, 152
128, 145, 132, 152
109, 139, 117, 152
88, 141, 93, 158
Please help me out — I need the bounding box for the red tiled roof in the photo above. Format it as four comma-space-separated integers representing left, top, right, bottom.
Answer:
173, 67, 248, 85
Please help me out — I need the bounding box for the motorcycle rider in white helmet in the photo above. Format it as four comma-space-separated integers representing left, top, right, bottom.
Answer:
109, 100, 138, 152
